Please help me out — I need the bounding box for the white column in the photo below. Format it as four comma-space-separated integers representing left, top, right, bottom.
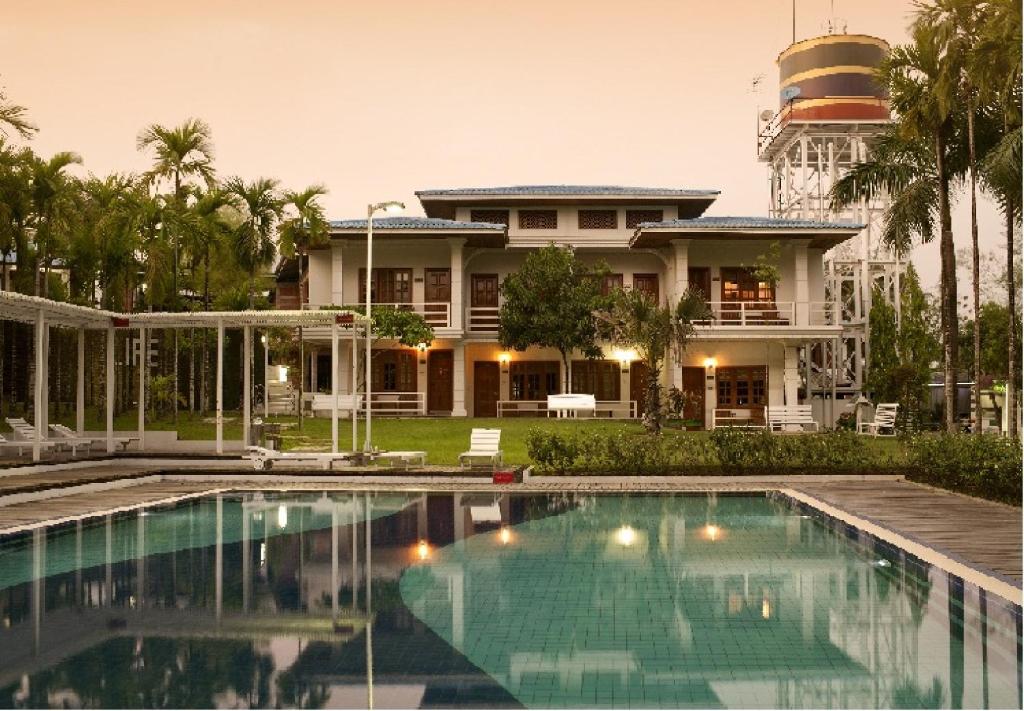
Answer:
41, 325, 49, 433
794, 240, 810, 326
33, 309, 44, 461
784, 345, 800, 407
216, 320, 224, 454
452, 342, 467, 417
137, 327, 146, 452
106, 327, 115, 453
670, 239, 690, 303
448, 238, 465, 331
76, 328, 85, 435
331, 243, 345, 306
310, 347, 319, 393
800, 135, 810, 220
351, 328, 358, 451
331, 320, 339, 453
243, 325, 252, 447
704, 361, 717, 429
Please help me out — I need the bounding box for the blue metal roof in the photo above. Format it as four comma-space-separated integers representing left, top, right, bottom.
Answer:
416, 185, 721, 197
637, 216, 864, 230
328, 216, 505, 230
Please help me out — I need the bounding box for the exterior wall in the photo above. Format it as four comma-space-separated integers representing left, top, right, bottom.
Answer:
306, 249, 333, 306
453, 205, 685, 245
338, 241, 453, 306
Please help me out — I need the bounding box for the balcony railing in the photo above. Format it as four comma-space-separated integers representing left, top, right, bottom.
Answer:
304, 302, 451, 328
308, 391, 426, 415
692, 301, 840, 327
497, 400, 637, 418
467, 306, 500, 333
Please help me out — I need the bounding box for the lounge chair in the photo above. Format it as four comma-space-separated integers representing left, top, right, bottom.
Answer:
49, 424, 137, 452
459, 428, 503, 469
245, 445, 359, 471
858, 403, 899, 437
5, 417, 67, 454
375, 451, 427, 470
0, 433, 56, 456
47, 424, 95, 455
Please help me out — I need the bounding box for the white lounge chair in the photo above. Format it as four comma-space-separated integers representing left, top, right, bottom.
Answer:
858, 403, 899, 437
48, 424, 137, 452
47, 424, 95, 455
246, 445, 359, 471
459, 428, 503, 469
375, 450, 427, 470
0, 433, 56, 456
767, 405, 819, 432
6, 417, 67, 453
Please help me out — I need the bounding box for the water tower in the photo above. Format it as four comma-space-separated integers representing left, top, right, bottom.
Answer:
757, 32, 901, 398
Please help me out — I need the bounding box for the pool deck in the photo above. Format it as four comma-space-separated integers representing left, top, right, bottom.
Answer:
0, 460, 1020, 598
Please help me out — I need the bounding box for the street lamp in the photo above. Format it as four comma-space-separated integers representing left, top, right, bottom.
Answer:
365, 200, 404, 453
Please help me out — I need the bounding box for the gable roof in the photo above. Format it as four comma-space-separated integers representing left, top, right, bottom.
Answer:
327, 215, 507, 247
631, 216, 863, 249
416, 185, 720, 198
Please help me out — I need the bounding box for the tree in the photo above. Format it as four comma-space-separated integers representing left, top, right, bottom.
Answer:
498, 245, 610, 391
0, 90, 37, 140
958, 301, 1022, 386
596, 287, 710, 433
30, 151, 82, 297
224, 177, 281, 308
279, 185, 329, 428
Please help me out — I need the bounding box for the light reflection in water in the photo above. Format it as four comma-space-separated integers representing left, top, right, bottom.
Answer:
0, 492, 1018, 710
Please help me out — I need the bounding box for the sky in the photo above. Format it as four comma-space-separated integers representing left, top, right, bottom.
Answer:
1, 0, 1008, 286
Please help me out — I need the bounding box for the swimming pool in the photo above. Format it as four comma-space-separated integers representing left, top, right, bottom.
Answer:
0, 491, 1019, 709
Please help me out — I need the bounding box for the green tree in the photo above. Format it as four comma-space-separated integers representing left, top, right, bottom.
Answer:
498, 245, 610, 391
29, 150, 82, 297
597, 287, 710, 433
224, 177, 281, 308
0, 90, 37, 140
958, 301, 1022, 385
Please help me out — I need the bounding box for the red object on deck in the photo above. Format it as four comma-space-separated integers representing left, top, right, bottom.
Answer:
111, 317, 130, 328
492, 471, 515, 484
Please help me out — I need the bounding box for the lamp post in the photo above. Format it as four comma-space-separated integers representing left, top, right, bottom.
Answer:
261, 334, 269, 418
365, 200, 405, 453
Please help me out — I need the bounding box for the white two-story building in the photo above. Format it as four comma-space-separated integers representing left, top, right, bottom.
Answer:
287, 185, 859, 428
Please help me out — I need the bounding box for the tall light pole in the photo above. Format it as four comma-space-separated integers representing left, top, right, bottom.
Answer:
261, 334, 269, 418
365, 200, 404, 453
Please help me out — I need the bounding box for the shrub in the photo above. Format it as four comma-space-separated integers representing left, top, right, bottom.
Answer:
526, 427, 716, 475
906, 434, 1022, 505
710, 428, 873, 472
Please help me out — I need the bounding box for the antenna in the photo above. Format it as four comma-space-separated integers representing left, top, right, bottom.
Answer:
792, 0, 796, 44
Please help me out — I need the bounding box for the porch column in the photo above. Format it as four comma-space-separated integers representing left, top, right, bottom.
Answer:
106, 327, 115, 453
310, 347, 319, 393
793, 240, 810, 326
76, 328, 85, 435
33, 309, 45, 461
243, 326, 252, 447
704, 359, 717, 429
137, 327, 146, 451
804, 341, 812, 406
783, 344, 800, 406
351, 327, 359, 451
331, 320, 339, 453
448, 238, 466, 331
452, 342, 467, 416
216, 320, 224, 455
670, 239, 690, 304
331, 243, 345, 306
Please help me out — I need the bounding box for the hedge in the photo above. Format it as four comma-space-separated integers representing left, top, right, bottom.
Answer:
906, 434, 1022, 505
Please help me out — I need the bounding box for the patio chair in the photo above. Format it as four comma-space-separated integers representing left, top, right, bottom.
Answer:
245, 445, 359, 471
0, 433, 57, 456
49, 424, 137, 452
459, 428, 503, 469
48, 424, 95, 455
858, 403, 899, 437
5, 417, 67, 453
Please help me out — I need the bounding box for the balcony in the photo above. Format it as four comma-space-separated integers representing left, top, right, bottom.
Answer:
304, 302, 451, 328
694, 301, 839, 327
467, 306, 500, 333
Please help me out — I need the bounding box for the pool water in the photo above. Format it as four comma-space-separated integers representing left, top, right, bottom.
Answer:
0, 491, 1019, 709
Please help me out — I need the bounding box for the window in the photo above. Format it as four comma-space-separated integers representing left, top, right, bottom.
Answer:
359, 268, 413, 304
578, 209, 617, 229
633, 274, 659, 303
571, 360, 621, 401
510, 361, 560, 400
716, 366, 767, 408
471, 274, 499, 307
371, 349, 417, 392
625, 209, 664, 228
601, 273, 624, 296
720, 267, 775, 304
518, 210, 558, 229
470, 209, 510, 226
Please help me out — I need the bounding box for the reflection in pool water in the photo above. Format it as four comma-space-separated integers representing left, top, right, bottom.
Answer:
0, 491, 1019, 709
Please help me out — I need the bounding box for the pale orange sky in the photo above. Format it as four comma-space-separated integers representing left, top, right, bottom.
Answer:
1, 0, 1005, 284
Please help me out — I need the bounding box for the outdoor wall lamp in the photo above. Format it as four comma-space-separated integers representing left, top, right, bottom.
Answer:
703, 357, 717, 369
498, 352, 511, 372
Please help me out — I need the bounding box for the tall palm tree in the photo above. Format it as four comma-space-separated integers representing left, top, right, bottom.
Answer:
0, 92, 37, 140
279, 185, 329, 427
30, 151, 82, 297
224, 177, 281, 308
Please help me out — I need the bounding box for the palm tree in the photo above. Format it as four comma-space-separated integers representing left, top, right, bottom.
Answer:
279, 185, 329, 427
224, 177, 281, 308
597, 287, 710, 433
0, 91, 37, 140
30, 151, 82, 297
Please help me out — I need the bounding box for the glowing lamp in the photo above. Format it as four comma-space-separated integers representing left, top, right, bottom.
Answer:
416, 342, 429, 353
703, 357, 717, 369
497, 352, 511, 365
417, 539, 430, 561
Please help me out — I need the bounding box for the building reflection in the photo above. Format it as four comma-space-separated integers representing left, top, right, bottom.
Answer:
0, 491, 1019, 709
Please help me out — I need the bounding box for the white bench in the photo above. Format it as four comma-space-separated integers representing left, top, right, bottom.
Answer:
459, 428, 503, 469
712, 407, 767, 430
547, 393, 597, 418
767, 405, 819, 432
859, 403, 899, 437
246, 445, 360, 471
310, 393, 362, 416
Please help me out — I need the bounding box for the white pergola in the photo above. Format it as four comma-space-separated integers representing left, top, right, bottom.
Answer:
0, 292, 368, 461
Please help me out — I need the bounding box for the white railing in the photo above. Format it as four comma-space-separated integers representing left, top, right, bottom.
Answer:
693, 301, 840, 327
497, 399, 637, 418
809, 301, 841, 326
308, 391, 426, 415
467, 306, 500, 333
304, 302, 451, 328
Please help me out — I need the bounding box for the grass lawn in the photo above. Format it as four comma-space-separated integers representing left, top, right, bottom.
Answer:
42, 409, 907, 467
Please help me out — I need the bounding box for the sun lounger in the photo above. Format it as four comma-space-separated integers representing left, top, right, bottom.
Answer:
858, 403, 899, 437
375, 450, 427, 470
48, 424, 137, 452
246, 445, 359, 471
5, 417, 68, 454
47, 424, 95, 455
0, 433, 57, 456
459, 428, 503, 469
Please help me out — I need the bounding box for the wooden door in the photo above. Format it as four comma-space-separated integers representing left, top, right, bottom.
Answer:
424, 268, 451, 325
629, 362, 650, 416
427, 350, 454, 413
687, 267, 711, 300
680, 366, 706, 428
633, 274, 659, 303
471, 274, 499, 307
473, 361, 500, 417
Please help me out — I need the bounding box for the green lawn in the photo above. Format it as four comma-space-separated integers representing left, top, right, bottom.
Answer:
42, 409, 907, 467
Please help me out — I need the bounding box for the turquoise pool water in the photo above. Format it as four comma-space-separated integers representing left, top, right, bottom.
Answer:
0, 491, 1019, 709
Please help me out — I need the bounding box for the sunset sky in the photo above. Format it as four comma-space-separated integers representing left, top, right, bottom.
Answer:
2, 0, 1006, 284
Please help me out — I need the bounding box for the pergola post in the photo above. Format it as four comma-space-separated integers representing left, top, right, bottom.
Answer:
138, 327, 146, 452
216, 320, 224, 455
331, 320, 339, 453
33, 308, 45, 462
106, 327, 115, 453
243, 326, 251, 448
351, 325, 358, 452
76, 327, 85, 436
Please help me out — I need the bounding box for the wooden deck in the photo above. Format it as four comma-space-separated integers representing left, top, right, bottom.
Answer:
793, 480, 1022, 584
0, 463, 160, 496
